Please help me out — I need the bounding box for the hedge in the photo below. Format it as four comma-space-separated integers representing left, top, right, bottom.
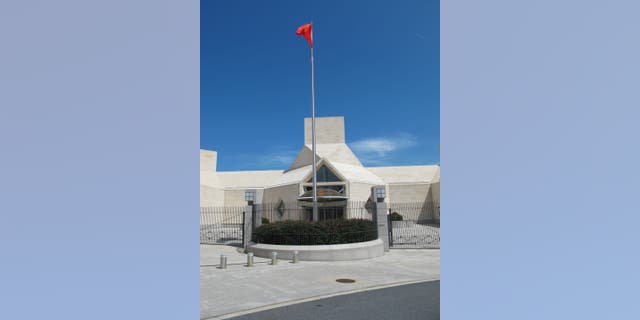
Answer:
253, 219, 377, 245
390, 212, 403, 221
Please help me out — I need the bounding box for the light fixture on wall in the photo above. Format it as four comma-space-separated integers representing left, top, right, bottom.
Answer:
245, 190, 256, 206
374, 186, 386, 203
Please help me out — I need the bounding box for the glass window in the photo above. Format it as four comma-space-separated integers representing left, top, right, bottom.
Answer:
307, 165, 341, 182
304, 185, 345, 194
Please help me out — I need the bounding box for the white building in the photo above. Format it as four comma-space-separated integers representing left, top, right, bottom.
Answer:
200, 116, 439, 220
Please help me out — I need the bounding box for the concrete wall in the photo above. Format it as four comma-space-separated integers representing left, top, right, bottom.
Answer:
200, 150, 217, 172
388, 183, 433, 203
304, 116, 345, 144
200, 185, 224, 207
223, 189, 245, 206
387, 183, 440, 222
262, 184, 300, 204
248, 239, 384, 261
200, 149, 221, 207
429, 182, 440, 202
348, 181, 376, 202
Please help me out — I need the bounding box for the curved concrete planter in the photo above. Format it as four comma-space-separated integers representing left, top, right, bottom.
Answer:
248, 239, 384, 261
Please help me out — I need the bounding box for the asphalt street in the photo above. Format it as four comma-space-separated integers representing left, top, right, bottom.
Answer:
228, 280, 439, 320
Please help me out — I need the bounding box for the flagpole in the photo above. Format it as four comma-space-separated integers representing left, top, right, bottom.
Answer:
310, 23, 318, 222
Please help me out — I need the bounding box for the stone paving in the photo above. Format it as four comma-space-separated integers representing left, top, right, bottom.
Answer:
200, 244, 440, 319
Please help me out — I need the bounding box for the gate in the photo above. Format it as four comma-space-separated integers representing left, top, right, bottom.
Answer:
200, 206, 244, 246
388, 201, 440, 249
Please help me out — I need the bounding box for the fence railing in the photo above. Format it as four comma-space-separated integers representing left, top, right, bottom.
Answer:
387, 201, 440, 249
200, 206, 244, 245
388, 200, 440, 223
200, 200, 440, 248
256, 200, 374, 223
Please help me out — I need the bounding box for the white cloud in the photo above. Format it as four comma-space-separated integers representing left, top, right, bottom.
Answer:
226, 148, 298, 170
350, 133, 418, 157
256, 150, 298, 167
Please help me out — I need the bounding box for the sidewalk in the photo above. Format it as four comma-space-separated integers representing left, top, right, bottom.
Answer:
200, 244, 440, 319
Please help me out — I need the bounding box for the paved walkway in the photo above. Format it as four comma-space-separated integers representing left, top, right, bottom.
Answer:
200, 245, 440, 319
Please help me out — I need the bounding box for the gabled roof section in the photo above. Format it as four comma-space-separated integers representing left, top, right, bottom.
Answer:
271, 165, 312, 187
367, 165, 440, 184
288, 146, 315, 171
331, 162, 385, 185
288, 143, 362, 171
300, 159, 384, 186
314, 143, 363, 166
288, 116, 363, 171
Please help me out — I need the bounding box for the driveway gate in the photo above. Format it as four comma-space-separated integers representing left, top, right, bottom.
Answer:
200, 206, 244, 246
388, 201, 440, 249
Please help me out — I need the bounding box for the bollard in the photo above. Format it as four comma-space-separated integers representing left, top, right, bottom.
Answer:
270, 251, 278, 265
247, 252, 254, 267
219, 254, 227, 269
292, 251, 299, 263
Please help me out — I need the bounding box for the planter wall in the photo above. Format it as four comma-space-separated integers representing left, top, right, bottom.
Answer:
247, 239, 384, 261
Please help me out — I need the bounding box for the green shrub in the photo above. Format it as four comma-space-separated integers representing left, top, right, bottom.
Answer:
261, 217, 270, 224
253, 219, 377, 245
390, 212, 403, 221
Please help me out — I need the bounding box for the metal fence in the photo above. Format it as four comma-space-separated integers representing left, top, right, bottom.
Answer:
389, 201, 440, 223
256, 200, 374, 223
200, 206, 244, 246
200, 200, 440, 249
388, 201, 440, 249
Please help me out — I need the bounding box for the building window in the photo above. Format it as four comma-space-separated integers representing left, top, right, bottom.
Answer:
303, 185, 345, 195
307, 165, 341, 183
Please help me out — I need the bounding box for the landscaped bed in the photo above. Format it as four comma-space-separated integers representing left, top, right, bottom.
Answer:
253, 219, 377, 245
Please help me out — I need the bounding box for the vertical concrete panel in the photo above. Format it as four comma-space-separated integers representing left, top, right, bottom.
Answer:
304, 116, 345, 144
243, 206, 253, 250
375, 202, 390, 252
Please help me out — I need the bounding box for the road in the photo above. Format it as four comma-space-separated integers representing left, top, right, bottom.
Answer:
228, 280, 439, 320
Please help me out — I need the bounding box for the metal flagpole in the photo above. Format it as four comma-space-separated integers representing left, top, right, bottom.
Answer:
310, 23, 318, 222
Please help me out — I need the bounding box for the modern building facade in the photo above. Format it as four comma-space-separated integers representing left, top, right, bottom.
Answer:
200, 116, 439, 220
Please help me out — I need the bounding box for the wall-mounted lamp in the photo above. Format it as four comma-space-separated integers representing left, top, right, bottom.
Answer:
245, 190, 256, 205
374, 186, 386, 203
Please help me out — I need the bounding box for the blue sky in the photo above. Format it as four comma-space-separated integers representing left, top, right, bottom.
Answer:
201, 0, 439, 171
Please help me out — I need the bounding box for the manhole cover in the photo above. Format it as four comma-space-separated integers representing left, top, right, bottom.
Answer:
335, 278, 356, 283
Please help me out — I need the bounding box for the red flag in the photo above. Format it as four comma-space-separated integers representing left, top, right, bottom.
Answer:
296, 23, 313, 48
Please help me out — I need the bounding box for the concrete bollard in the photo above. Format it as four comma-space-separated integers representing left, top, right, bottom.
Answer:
219, 254, 227, 269
292, 251, 299, 263
270, 251, 278, 265
247, 252, 254, 267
